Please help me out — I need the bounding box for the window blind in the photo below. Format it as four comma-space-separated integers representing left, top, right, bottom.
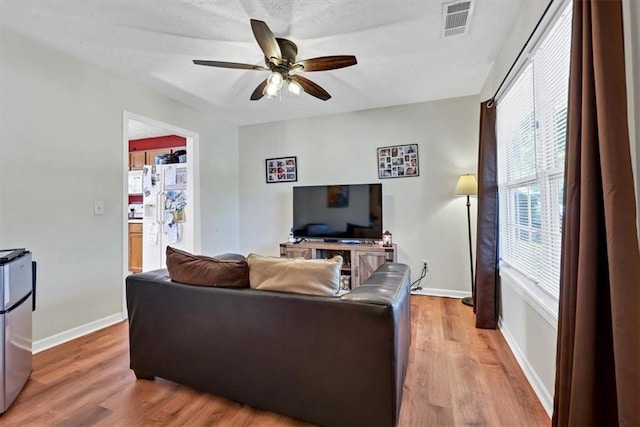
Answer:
496, 2, 572, 299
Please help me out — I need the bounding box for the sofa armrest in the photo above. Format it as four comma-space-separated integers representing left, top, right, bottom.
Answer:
340, 263, 411, 305
341, 263, 411, 425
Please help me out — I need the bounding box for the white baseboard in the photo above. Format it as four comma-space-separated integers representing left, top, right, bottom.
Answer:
410, 287, 471, 299
498, 317, 554, 417
33, 312, 125, 354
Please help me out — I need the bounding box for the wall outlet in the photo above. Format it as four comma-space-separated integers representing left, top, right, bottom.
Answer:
94, 200, 105, 215
422, 259, 429, 271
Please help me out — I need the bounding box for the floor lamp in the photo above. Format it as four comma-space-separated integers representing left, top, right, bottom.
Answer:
454, 174, 478, 307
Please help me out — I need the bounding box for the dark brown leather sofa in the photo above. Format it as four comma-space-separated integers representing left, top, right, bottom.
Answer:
126, 258, 411, 427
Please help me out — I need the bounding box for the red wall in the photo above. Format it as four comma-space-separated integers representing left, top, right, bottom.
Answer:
129, 135, 186, 151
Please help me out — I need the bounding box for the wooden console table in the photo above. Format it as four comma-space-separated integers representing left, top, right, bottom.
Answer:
279, 241, 397, 289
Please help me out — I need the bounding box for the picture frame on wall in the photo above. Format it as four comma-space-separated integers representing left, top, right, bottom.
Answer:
377, 144, 419, 179
266, 156, 297, 183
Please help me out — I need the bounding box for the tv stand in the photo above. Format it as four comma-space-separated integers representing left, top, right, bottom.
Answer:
279, 241, 397, 289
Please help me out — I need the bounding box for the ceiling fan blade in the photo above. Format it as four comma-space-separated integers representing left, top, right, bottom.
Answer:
289, 75, 331, 101
250, 19, 282, 63
193, 60, 270, 71
250, 79, 268, 101
293, 55, 357, 72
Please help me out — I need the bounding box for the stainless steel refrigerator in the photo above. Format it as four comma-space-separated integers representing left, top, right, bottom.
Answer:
0, 249, 35, 414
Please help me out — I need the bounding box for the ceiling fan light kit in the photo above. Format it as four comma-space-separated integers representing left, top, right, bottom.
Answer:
264, 83, 280, 99
193, 19, 357, 101
266, 71, 284, 89
263, 70, 303, 99
287, 79, 302, 97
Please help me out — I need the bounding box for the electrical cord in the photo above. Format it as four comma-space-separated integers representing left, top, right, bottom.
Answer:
410, 263, 428, 291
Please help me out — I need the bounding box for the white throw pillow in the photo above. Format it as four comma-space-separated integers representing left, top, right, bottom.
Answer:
247, 254, 343, 296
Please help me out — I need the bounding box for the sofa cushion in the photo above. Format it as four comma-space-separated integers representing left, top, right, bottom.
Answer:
166, 246, 249, 288
247, 254, 343, 296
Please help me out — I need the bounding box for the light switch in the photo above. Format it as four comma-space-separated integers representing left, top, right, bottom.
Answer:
94, 200, 105, 215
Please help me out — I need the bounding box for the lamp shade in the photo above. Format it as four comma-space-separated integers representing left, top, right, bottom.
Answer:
453, 174, 478, 196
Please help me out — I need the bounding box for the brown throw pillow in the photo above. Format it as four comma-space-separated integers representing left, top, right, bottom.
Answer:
247, 253, 343, 296
165, 246, 249, 288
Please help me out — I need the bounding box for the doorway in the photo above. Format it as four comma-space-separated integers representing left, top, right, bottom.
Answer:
122, 112, 201, 315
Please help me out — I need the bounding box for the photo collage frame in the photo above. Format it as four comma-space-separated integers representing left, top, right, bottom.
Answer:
377, 144, 419, 179
266, 156, 297, 183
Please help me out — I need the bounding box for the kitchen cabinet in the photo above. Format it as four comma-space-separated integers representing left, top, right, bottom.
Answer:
145, 148, 172, 165
128, 223, 143, 273
129, 147, 186, 169
279, 241, 396, 289
129, 151, 146, 170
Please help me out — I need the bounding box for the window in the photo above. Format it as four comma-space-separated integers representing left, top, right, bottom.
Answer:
496, 2, 572, 299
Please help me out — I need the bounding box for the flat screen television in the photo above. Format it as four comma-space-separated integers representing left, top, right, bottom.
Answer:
293, 183, 383, 241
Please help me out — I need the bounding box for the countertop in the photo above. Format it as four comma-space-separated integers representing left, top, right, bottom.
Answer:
128, 219, 143, 224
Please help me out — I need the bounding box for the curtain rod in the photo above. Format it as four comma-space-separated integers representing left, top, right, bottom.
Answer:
488, 0, 557, 107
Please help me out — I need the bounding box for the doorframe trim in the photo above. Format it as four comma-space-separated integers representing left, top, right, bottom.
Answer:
121, 111, 201, 317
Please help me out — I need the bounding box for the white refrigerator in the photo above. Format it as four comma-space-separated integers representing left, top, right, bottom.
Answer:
142, 164, 193, 271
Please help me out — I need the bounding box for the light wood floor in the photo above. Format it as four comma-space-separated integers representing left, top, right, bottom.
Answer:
2, 296, 550, 426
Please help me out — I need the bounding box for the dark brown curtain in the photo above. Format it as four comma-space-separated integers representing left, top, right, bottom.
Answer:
474, 100, 499, 329
553, 0, 640, 425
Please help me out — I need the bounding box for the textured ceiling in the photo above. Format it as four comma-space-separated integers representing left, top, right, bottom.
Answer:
0, 1, 523, 126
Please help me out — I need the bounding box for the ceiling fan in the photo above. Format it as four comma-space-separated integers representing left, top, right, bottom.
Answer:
193, 19, 357, 101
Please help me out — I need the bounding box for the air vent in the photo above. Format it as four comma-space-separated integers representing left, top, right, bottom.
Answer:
442, 0, 474, 37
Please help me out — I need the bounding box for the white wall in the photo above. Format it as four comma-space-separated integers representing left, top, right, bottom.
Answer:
238, 96, 480, 296
479, 0, 640, 416
0, 29, 240, 342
